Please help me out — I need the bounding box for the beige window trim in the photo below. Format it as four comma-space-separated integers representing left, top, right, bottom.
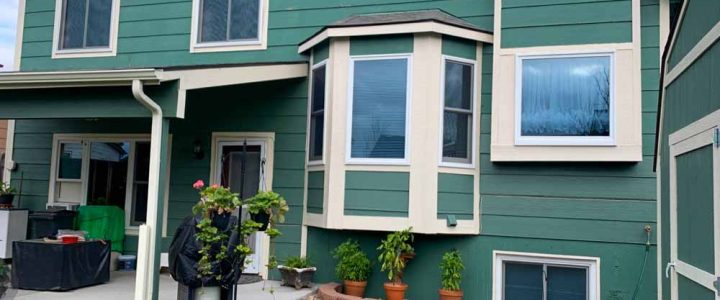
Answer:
51, 0, 120, 59
189, 0, 268, 53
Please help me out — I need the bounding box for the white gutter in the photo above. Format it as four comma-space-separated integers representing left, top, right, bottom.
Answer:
131, 79, 164, 300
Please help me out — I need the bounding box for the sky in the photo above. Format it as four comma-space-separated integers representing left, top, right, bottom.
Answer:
0, 0, 18, 71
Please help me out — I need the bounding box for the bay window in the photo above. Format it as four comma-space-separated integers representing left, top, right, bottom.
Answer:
442, 57, 475, 165
516, 53, 614, 146
348, 56, 411, 163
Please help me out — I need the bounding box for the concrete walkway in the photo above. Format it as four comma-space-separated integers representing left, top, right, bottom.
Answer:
5, 272, 314, 300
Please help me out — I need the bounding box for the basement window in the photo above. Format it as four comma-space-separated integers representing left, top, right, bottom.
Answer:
494, 252, 599, 300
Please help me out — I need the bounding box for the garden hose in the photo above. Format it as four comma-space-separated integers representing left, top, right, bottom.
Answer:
631, 226, 653, 300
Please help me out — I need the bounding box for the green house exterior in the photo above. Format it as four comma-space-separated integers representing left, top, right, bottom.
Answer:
1, 0, 672, 299
657, 0, 720, 299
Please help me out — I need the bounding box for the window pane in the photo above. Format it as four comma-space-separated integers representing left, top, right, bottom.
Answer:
86, 142, 129, 208
309, 65, 326, 161
521, 56, 611, 137
58, 142, 83, 179
229, 0, 259, 40
547, 266, 588, 300
445, 61, 473, 110
221, 145, 262, 199
312, 66, 326, 112
351, 59, 408, 159
504, 262, 544, 300
443, 112, 471, 160
62, 0, 87, 49
310, 115, 324, 160
131, 142, 150, 225
200, 0, 229, 42
86, 0, 112, 47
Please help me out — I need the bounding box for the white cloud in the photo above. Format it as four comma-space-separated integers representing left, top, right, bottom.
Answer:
0, 0, 19, 71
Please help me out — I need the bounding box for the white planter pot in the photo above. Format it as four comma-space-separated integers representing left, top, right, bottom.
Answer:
193, 286, 221, 300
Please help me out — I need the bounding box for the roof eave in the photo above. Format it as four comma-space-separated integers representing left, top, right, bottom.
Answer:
298, 20, 494, 54
0, 69, 163, 90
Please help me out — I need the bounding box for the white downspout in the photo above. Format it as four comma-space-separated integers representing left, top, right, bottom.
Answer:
131, 79, 163, 300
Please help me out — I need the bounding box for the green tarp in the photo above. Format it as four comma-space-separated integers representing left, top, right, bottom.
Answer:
77, 206, 125, 253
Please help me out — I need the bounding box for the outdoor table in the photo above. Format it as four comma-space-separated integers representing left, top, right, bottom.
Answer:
12, 239, 111, 291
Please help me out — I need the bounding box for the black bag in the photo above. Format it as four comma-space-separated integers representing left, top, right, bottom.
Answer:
168, 215, 244, 289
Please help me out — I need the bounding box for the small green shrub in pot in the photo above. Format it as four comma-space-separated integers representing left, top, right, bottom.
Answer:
439, 249, 464, 300
278, 256, 315, 290
377, 227, 414, 300
0, 181, 16, 207
333, 239, 372, 297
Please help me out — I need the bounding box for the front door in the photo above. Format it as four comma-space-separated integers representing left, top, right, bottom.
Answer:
216, 140, 267, 274
669, 123, 720, 299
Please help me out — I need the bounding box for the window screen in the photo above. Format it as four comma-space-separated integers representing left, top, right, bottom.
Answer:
504, 261, 589, 300
309, 65, 326, 161
443, 60, 474, 163
199, 0, 261, 43
60, 0, 113, 49
520, 55, 611, 137
350, 58, 409, 159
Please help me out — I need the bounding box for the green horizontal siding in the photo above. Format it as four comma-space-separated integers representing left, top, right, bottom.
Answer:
306, 171, 324, 214
442, 36, 476, 60
20, 0, 494, 71
678, 274, 715, 300
437, 173, 474, 220
9, 79, 308, 268
349, 34, 414, 56
344, 171, 409, 217
501, 0, 632, 47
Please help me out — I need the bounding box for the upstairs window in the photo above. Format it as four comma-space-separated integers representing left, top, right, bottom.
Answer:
309, 63, 327, 162
442, 58, 475, 165
198, 0, 262, 44
59, 0, 113, 50
348, 55, 411, 163
516, 53, 614, 146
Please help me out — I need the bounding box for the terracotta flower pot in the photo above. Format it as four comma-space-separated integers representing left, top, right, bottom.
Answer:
439, 289, 464, 300
344, 280, 367, 297
384, 282, 408, 300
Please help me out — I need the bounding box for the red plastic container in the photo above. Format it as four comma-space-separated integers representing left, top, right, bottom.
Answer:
61, 236, 79, 244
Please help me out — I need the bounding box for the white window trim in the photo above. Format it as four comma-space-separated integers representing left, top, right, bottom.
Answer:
51, 0, 120, 59
493, 251, 600, 300
439, 55, 477, 169
346, 54, 413, 166
307, 59, 328, 166
514, 51, 616, 146
48, 134, 171, 236
189, 0, 268, 53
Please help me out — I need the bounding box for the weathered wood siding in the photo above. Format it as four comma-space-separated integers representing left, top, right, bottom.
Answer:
19, 0, 493, 71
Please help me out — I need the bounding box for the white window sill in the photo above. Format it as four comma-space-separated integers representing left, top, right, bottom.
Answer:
52, 47, 116, 59
345, 158, 410, 166
439, 161, 475, 169
125, 227, 139, 236
191, 40, 266, 53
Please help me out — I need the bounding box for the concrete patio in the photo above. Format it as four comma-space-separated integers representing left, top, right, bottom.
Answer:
5, 272, 314, 300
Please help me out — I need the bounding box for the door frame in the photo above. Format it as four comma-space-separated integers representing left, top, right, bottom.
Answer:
668, 110, 720, 299
209, 132, 275, 278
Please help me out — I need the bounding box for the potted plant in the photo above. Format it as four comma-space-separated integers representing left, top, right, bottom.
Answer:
333, 239, 372, 297
189, 180, 288, 300
439, 249, 464, 300
0, 182, 16, 207
377, 227, 414, 300
278, 256, 316, 289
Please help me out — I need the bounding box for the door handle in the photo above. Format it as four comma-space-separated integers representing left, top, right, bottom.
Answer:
665, 261, 676, 278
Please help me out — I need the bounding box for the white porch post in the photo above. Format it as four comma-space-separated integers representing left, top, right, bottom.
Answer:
132, 80, 170, 300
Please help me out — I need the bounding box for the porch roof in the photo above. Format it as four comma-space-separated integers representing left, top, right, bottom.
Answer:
0, 62, 308, 119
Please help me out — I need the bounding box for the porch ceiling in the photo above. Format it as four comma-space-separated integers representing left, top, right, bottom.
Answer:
0, 63, 308, 120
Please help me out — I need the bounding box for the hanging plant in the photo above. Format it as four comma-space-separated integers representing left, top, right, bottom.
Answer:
191, 180, 288, 287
